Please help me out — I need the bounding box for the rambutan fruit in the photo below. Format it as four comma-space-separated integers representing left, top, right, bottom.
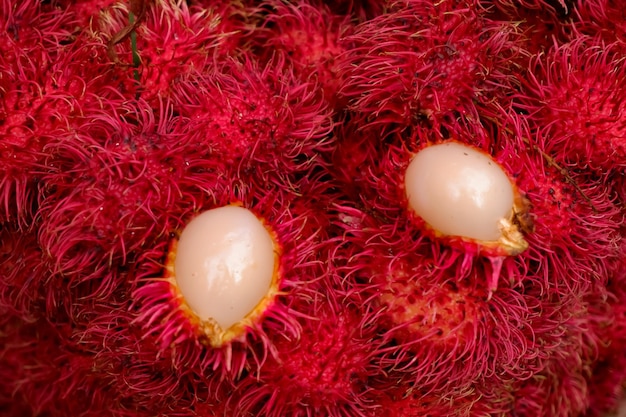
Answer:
35, 98, 195, 298
584, 254, 626, 417
570, 0, 626, 43
404, 140, 530, 256
336, 0, 523, 134
250, 0, 356, 110
0, 0, 137, 226
93, 0, 253, 103
335, 107, 622, 295
0, 0, 78, 225
0, 313, 136, 417
514, 35, 626, 173
0, 225, 49, 319
315, 0, 387, 21
55, 0, 122, 27
486, 0, 573, 21
230, 299, 383, 417
478, 1, 569, 61
333, 197, 619, 416
373, 383, 511, 417
131, 171, 337, 379
168, 55, 334, 179
330, 103, 622, 414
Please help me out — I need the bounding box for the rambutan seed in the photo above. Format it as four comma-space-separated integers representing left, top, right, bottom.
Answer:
167, 205, 280, 348
404, 141, 529, 256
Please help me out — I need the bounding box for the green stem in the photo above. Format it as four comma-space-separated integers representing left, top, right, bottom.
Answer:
129, 12, 140, 82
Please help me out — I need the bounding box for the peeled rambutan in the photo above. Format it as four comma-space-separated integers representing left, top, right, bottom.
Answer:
514, 35, 626, 173
131, 171, 337, 379
336, 0, 523, 134
330, 102, 622, 415
335, 108, 622, 295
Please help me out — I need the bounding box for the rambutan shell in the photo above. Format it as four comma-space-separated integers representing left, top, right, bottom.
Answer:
514, 35, 626, 172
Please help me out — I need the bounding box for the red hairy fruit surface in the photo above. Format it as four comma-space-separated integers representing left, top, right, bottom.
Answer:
93, 0, 252, 102
333, 197, 615, 416
70, 294, 233, 415
317, 0, 387, 21
252, 0, 355, 109
230, 302, 381, 417
0, 314, 139, 417
0, 226, 50, 319
169, 56, 334, 179
515, 36, 626, 172
571, 0, 626, 42
54, 0, 121, 27
35, 99, 199, 296
584, 253, 626, 417
487, 0, 573, 20
0, 1, 93, 225
337, 0, 523, 133
334, 111, 622, 294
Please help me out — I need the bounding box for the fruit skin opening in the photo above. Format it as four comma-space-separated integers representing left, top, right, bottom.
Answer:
404, 141, 531, 257
165, 206, 282, 348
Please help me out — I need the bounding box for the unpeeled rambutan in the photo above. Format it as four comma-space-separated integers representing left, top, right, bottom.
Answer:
0, 0, 78, 225
336, 0, 522, 134
570, 0, 626, 43
250, 0, 355, 109
330, 104, 622, 415
94, 0, 253, 102
0, 312, 138, 417
230, 298, 382, 417
35, 98, 195, 298
168, 55, 334, 179
514, 35, 626, 173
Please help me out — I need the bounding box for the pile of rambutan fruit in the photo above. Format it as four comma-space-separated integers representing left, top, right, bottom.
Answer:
1, 0, 626, 416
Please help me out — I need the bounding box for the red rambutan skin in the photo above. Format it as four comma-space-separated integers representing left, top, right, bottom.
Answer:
583, 248, 626, 417
250, 0, 356, 109
54, 0, 122, 27
34, 98, 200, 299
486, 0, 573, 21
0, 226, 51, 319
336, 0, 523, 134
131, 175, 338, 379
0, 311, 152, 417
333, 202, 620, 417
514, 35, 626, 173
0, 1, 78, 225
230, 299, 382, 417
0, 0, 138, 226
93, 0, 254, 103
314, 0, 387, 21
334, 107, 623, 296
168, 55, 334, 179
330, 102, 623, 413
569, 0, 626, 43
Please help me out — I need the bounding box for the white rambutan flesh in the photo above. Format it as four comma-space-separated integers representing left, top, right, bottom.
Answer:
404, 141, 529, 255
171, 205, 279, 346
